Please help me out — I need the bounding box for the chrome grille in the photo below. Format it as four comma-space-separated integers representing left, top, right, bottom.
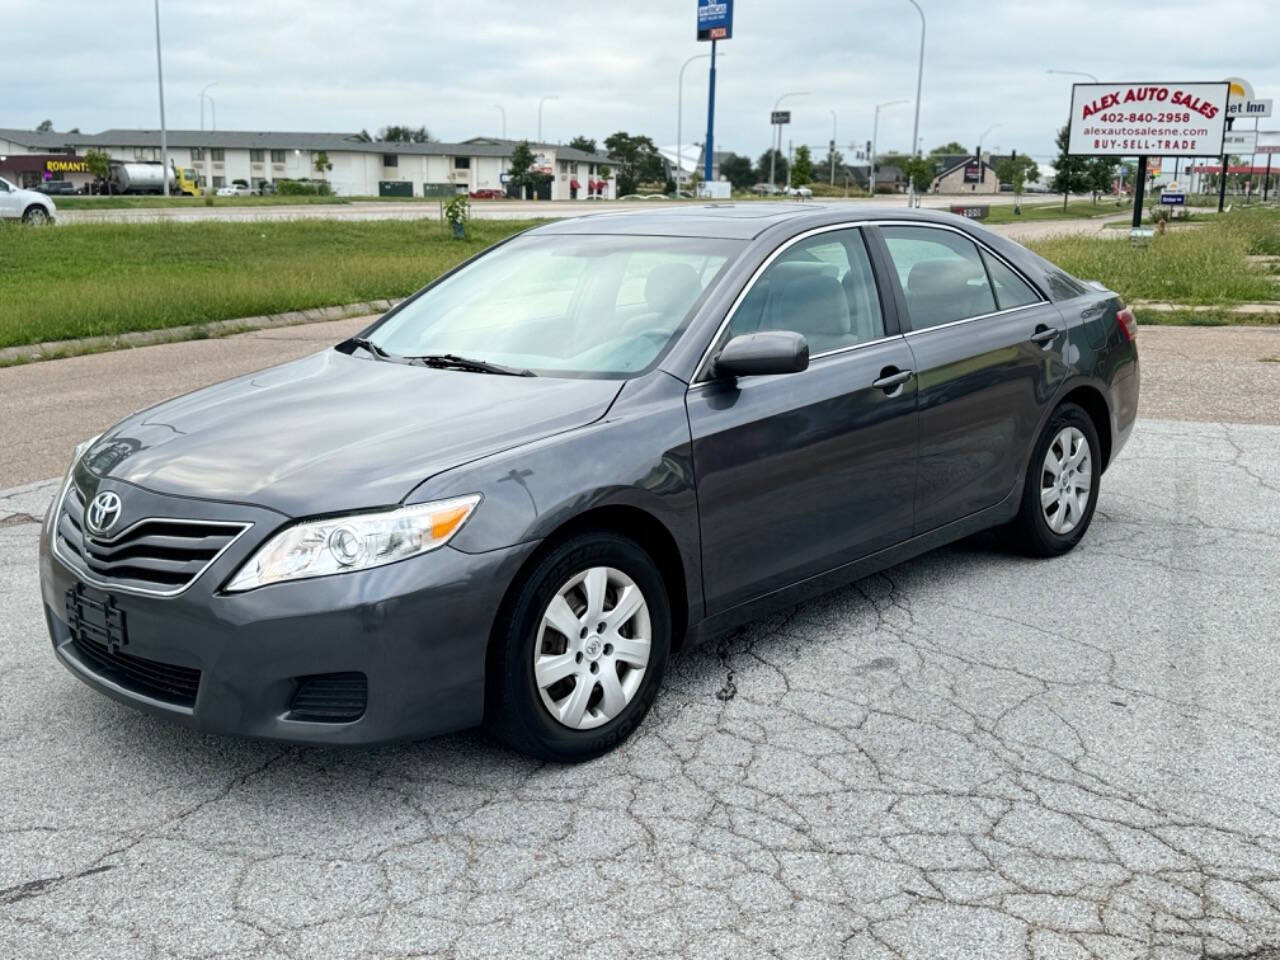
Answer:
55, 484, 250, 597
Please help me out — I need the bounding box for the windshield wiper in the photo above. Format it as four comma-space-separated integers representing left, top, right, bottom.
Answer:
348, 337, 392, 361
405, 353, 537, 377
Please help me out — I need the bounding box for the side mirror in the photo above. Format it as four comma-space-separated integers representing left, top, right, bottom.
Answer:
714, 331, 809, 379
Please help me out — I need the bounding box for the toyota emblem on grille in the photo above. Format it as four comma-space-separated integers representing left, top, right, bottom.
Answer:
85, 491, 123, 537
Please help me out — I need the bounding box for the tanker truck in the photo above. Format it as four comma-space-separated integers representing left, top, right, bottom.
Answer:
106, 161, 200, 196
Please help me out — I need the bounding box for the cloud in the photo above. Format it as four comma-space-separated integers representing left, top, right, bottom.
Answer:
3, 0, 1276, 162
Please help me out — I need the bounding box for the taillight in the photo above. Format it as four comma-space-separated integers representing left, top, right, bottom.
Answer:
1117, 307, 1137, 342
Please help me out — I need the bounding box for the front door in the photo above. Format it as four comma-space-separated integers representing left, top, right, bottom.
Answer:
871, 224, 1070, 533
687, 226, 919, 615
0, 179, 19, 218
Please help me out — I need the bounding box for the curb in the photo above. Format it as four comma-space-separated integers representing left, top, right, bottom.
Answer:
0, 298, 404, 367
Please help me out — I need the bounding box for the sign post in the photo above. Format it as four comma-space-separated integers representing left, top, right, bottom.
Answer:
696, 0, 733, 187
1066, 81, 1230, 236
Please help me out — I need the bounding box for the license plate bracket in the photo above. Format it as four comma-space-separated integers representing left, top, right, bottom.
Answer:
65, 585, 128, 654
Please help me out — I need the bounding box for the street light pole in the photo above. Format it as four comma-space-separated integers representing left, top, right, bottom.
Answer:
829, 109, 838, 187
977, 123, 1000, 187
870, 99, 908, 196
152, 0, 169, 196
678, 53, 712, 194
770, 91, 808, 188
537, 95, 559, 144
905, 0, 925, 207
199, 82, 217, 131
495, 105, 506, 139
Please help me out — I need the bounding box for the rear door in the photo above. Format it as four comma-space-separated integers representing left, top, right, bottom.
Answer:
686, 225, 919, 615
869, 223, 1068, 534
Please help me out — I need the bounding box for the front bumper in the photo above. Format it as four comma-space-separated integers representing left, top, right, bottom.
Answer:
39, 481, 536, 745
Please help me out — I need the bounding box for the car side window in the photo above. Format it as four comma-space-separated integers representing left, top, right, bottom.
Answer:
980, 249, 1041, 310
880, 226, 997, 330
726, 228, 885, 356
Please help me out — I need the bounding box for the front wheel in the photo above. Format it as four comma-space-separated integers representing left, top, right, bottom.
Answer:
1007, 402, 1102, 557
22, 205, 51, 226
486, 532, 671, 762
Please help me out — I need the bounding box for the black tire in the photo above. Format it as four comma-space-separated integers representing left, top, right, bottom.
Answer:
1007, 402, 1102, 557
22, 205, 51, 226
485, 531, 671, 763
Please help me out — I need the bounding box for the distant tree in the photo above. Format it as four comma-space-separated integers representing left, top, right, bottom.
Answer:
568, 135, 597, 154
719, 153, 755, 191
995, 153, 1039, 210
314, 151, 333, 176
1050, 125, 1090, 210
817, 146, 845, 185
36, 119, 53, 133
84, 148, 112, 195
378, 125, 430, 143
790, 145, 814, 187
508, 140, 536, 198
757, 148, 787, 186
929, 141, 968, 156
902, 155, 935, 195
603, 131, 666, 196
1085, 155, 1118, 203
355, 129, 373, 143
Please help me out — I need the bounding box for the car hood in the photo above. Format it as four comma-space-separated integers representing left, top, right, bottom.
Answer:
86, 349, 623, 517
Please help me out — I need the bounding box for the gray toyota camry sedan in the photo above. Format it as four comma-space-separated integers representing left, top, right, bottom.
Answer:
39, 204, 1139, 762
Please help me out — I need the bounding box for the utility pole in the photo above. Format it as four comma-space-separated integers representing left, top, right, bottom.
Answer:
769, 92, 807, 188
829, 110, 838, 187
904, 0, 925, 207
677, 53, 712, 194
153, 0, 169, 196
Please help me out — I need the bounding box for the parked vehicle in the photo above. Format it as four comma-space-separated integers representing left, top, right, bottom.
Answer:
785, 185, 813, 198
41, 204, 1139, 761
215, 183, 253, 197
108, 161, 200, 196
34, 180, 79, 196
256, 182, 278, 196
468, 188, 505, 200
0, 175, 56, 224
751, 183, 782, 195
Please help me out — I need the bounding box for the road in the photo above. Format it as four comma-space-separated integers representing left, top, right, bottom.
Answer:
3, 416, 1280, 959
2, 319, 1275, 489
56, 192, 1048, 226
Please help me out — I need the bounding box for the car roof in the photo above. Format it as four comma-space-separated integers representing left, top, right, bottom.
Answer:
529, 203, 984, 241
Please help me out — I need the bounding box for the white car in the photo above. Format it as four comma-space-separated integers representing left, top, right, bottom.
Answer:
784, 185, 813, 198
0, 176, 56, 224
215, 183, 253, 197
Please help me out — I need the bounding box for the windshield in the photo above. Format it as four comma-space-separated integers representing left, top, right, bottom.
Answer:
368, 233, 744, 378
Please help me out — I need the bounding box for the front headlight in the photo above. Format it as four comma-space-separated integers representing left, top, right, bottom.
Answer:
47, 434, 101, 536
224, 494, 481, 592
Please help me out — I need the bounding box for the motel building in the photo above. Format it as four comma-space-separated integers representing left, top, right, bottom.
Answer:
0, 128, 616, 199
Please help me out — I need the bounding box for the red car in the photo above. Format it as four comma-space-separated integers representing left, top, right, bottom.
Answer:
468, 188, 506, 200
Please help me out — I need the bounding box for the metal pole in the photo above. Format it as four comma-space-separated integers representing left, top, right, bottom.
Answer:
494, 105, 506, 139
153, 0, 169, 196
209, 96, 216, 132
871, 106, 880, 196
678, 53, 711, 194
1131, 156, 1147, 229
703, 40, 717, 187
769, 92, 808, 189
830, 110, 837, 187
1218, 117, 1232, 213
905, 0, 925, 207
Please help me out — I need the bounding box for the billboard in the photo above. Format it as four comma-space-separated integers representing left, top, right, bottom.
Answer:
696, 0, 732, 41
1067, 82, 1229, 157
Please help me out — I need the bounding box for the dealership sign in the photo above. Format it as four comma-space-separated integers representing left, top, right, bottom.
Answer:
696, 0, 732, 41
1068, 82, 1229, 157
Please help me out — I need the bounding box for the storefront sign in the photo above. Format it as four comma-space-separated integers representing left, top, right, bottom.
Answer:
1160, 191, 1185, 205
1224, 130, 1259, 152
963, 161, 981, 184
45, 159, 89, 173
1068, 82, 1229, 157
696, 0, 732, 41
950, 204, 988, 219
1225, 76, 1273, 119
771, 111, 791, 126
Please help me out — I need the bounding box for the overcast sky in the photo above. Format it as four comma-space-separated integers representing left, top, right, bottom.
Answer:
4, 0, 1277, 162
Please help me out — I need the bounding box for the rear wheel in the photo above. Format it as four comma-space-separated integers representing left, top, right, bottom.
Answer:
486, 532, 670, 762
1007, 402, 1101, 557
22, 205, 50, 226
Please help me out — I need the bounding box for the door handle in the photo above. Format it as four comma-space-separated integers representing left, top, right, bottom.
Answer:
872, 368, 914, 391
1030, 325, 1061, 344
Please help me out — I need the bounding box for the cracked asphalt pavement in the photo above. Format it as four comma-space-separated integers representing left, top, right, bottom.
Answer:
3, 415, 1280, 959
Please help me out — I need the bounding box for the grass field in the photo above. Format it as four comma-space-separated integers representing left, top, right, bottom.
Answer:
1027, 207, 1280, 311
0, 219, 534, 349
50, 194, 356, 210
979, 200, 1129, 224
